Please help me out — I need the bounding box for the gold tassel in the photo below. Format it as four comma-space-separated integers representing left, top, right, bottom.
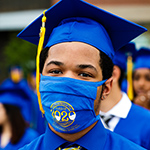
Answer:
36, 10, 47, 114
127, 56, 133, 101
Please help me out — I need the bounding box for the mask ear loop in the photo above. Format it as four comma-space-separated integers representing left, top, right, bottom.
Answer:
98, 80, 107, 100
36, 10, 47, 114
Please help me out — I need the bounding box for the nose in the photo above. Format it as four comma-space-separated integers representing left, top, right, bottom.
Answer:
62, 71, 77, 79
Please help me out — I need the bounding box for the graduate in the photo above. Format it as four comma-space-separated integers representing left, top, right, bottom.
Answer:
0, 86, 39, 150
1, 76, 33, 124
133, 48, 150, 110
17, 0, 147, 149
100, 43, 150, 149
1, 69, 46, 134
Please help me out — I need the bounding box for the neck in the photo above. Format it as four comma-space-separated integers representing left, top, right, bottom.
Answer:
100, 82, 122, 112
48, 121, 97, 142
1, 121, 12, 148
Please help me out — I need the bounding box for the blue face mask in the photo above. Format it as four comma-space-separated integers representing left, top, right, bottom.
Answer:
40, 75, 106, 133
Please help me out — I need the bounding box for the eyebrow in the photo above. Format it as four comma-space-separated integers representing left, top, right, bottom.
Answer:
46, 61, 64, 66
77, 64, 97, 73
46, 61, 97, 73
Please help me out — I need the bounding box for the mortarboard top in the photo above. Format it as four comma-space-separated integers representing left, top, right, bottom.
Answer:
0, 88, 29, 109
1, 79, 31, 99
113, 43, 136, 71
17, 0, 147, 60
134, 47, 150, 70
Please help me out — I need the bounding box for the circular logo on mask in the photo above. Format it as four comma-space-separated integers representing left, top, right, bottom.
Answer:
50, 101, 76, 127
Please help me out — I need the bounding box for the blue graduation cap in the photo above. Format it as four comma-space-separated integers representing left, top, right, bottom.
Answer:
134, 47, 150, 70
113, 42, 136, 71
0, 89, 28, 108
17, 0, 146, 60
17, 0, 147, 113
113, 43, 136, 100
0, 80, 32, 123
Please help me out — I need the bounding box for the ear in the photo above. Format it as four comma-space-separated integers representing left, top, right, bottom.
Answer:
101, 77, 113, 100
112, 65, 121, 83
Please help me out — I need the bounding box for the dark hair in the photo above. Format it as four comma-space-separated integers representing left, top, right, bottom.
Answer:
117, 67, 126, 89
40, 47, 113, 79
40, 47, 49, 73
0, 104, 27, 144
99, 51, 113, 80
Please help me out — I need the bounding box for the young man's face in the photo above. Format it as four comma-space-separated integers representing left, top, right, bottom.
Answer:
42, 41, 103, 115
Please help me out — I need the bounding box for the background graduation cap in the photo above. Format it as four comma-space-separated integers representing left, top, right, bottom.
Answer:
17, 0, 147, 113
134, 47, 150, 70
113, 43, 136, 72
113, 43, 136, 100
0, 80, 33, 123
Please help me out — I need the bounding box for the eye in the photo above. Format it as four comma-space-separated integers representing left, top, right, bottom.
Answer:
49, 69, 62, 75
133, 74, 140, 81
145, 75, 150, 81
79, 72, 93, 78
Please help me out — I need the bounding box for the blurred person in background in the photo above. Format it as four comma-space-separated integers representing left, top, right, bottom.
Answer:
1, 66, 34, 125
100, 43, 150, 149
133, 48, 150, 110
0, 86, 39, 150
1, 67, 46, 135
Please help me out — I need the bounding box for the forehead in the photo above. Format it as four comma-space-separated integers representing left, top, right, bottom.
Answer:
47, 42, 101, 66
134, 68, 150, 75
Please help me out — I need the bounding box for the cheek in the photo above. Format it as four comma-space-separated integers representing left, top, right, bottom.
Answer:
145, 81, 150, 90
133, 81, 138, 89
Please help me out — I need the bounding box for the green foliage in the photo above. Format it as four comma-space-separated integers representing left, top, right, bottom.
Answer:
3, 32, 37, 77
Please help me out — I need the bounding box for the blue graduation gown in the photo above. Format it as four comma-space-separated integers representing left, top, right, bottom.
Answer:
114, 103, 150, 149
0, 128, 39, 150
19, 121, 146, 150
